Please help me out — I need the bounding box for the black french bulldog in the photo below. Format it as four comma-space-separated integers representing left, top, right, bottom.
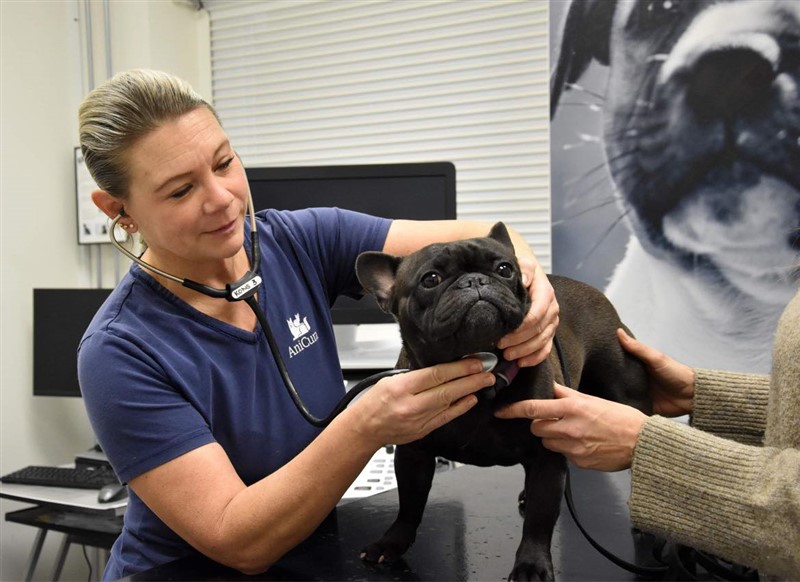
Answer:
355, 223, 652, 581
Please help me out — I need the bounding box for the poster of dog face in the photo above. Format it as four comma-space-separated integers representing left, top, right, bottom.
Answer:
550, 0, 800, 373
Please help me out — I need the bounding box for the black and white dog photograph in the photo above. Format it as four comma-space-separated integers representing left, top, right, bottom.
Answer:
550, 0, 800, 373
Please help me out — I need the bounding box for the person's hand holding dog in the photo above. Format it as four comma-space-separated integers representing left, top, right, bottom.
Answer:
497, 256, 559, 368
495, 329, 696, 471
495, 383, 647, 471
617, 328, 695, 417
351, 358, 494, 448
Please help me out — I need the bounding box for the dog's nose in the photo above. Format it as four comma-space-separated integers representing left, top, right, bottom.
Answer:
686, 45, 777, 120
457, 274, 489, 289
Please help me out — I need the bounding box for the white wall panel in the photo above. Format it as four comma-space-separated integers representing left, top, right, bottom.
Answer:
206, 0, 550, 268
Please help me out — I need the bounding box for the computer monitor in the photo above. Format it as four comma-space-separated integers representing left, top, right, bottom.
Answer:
246, 162, 457, 325
33, 288, 111, 397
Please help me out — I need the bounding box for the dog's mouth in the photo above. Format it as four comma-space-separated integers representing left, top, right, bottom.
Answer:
453, 300, 506, 348
660, 161, 800, 302
428, 293, 525, 353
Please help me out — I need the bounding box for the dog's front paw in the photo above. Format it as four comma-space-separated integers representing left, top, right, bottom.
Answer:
360, 524, 416, 564
508, 554, 554, 582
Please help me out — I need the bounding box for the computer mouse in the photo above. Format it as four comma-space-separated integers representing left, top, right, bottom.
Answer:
98, 483, 128, 503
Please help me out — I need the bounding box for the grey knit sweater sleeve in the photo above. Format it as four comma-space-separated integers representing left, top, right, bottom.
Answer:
629, 416, 800, 578
630, 291, 800, 579
691, 368, 770, 445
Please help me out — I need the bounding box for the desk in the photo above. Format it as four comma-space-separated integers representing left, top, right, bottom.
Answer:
128, 464, 653, 581
1, 480, 126, 581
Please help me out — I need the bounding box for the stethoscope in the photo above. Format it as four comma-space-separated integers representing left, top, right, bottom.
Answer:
108, 193, 408, 427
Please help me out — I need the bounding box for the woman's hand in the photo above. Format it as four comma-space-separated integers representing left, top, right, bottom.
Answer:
353, 358, 495, 447
494, 384, 647, 471
498, 257, 559, 368
617, 329, 695, 417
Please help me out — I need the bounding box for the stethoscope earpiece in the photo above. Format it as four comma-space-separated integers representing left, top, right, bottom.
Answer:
108, 195, 260, 300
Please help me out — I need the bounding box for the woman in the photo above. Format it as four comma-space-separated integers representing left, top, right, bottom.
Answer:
497, 301, 800, 578
77, 69, 559, 579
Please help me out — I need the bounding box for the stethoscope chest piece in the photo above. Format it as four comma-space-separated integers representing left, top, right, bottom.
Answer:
462, 352, 499, 373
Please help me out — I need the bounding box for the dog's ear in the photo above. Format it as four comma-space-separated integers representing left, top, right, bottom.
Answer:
488, 222, 514, 250
551, 0, 617, 118
355, 251, 402, 313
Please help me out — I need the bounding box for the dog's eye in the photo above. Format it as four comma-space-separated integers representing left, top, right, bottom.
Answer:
421, 271, 442, 288
496, 262, 514, 278
630, 0, 687, 32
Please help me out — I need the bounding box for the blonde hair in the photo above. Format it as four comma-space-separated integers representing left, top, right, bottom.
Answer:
78, 69, 218, 198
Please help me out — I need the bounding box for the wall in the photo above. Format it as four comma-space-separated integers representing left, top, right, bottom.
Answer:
207, 0, 552, 268
0, 1, 210, 579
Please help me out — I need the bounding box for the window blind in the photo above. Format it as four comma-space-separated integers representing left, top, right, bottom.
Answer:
206, 0, 550, 269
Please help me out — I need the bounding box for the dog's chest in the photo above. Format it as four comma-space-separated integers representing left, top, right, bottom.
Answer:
413, 373, 544, 466
420, 408, 538, 466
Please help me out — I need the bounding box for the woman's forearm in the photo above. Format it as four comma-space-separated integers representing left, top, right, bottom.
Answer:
631, 415, 800, 578
208, 407, 380, 573
691, 368, 770, 444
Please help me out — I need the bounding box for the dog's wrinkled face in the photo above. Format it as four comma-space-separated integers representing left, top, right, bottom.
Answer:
555, 0, 800, 303
356, 223, 530, 368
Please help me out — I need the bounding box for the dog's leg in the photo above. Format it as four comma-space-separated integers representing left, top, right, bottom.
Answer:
509, 450, 566, 582
361, 444, 435, 563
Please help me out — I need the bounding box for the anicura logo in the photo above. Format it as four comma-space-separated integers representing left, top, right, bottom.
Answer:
286, 313, 318, 358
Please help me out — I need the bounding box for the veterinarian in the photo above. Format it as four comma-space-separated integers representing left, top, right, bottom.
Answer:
497, 308, 800, 578
76, 69, 559, 580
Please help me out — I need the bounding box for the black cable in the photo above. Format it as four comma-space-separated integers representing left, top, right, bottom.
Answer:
556, 337, 763, 580
81, 544, 93, 582
686, 547, 759, 581
553, 335, 669, 577
563, 470, 669, 576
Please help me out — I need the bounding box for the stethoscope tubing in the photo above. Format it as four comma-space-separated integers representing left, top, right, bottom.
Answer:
244, 294, 407, 427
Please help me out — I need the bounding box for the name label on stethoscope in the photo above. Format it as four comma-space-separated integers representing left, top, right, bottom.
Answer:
229, 275, 263, 300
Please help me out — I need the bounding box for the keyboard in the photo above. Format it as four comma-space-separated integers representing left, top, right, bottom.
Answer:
0, 464, 119, 489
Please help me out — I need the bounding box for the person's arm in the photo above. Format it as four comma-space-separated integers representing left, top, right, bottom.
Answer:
618, 330, 771, 444
631, 417, 800, 578
129, 359, 494, 574
493, 385, 800, 577
491, 332, 772, 468
691, 368, 770, 445
494, 383, 648, 471
383, 219, 559, 367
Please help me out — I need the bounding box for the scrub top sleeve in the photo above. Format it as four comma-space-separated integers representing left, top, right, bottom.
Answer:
304, 208, 392, 298
262, 208, 390, 302
78, 330, 215, 484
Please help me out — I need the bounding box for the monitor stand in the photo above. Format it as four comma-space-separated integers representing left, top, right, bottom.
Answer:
334, 323, 402, 371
